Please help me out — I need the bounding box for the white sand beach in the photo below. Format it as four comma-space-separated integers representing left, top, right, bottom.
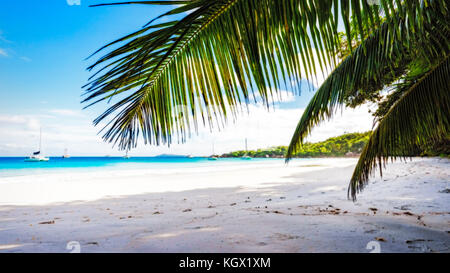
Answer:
0, 157, 448, 253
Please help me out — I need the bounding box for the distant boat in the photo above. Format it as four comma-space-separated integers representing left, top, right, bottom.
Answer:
123, 149, 131, 159
187, 155, 193, 158
62, 148, 70, 159
155, 154, 187, 158
208, 142, 218, 160
25, 128, 49, 162
241, 138, 252, 160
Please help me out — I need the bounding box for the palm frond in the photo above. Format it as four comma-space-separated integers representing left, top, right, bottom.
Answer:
348, 55, 450, 200
83, 0, 395, 150
286, 20, 407, 160
84, 0, 448, 150
286, 2, 450, 161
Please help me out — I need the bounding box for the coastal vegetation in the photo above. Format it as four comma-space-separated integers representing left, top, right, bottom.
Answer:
84, 1, 449, 199
221, 132, 370, 158
220, 132, 450, 158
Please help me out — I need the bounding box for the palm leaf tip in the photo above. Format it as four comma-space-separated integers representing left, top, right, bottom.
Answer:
348, 55, 450, 201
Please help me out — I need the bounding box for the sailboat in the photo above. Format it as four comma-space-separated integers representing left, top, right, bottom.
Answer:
62, 148, 70, 159
24, 128, 49, 162
208, 142, 218, 160
123, 149, 131, 159
241, 138, 252, 160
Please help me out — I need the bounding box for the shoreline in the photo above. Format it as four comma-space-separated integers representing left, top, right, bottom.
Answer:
0, 158, 355, 206
0, 157, 448, 252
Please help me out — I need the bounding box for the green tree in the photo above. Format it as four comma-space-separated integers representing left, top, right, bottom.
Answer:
221, 132, 371, 158
84, 1, 449, 200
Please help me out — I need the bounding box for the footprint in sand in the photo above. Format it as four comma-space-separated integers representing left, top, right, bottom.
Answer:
185, 226, 203, 230
38, 220, 55, 225
272, 233, 300, 241
364, 229, 377, 234
374, 237, 387, 242
369, 208, 378, 214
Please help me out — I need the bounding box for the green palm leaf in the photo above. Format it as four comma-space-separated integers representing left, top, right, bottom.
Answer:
348, 55, 450, 200
83, 0, 396, 149
286, 2, 449, 162
285, 20, 407, 161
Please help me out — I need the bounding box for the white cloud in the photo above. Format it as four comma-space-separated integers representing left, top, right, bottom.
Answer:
305, 104, 375, 143
66, 0, 81, 6
0, 101, 375, 156
0, 30, 11, 43
0, 113, 110, 156
0, 48, 8, 57
253, 89, 296, 104
48, 109, 85, 117
189, 103, 374, 155
20, 56, 32, 62
135, 102, 374, 156
0, 115, 41, 130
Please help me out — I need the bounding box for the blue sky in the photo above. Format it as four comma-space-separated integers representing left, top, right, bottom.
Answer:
0, 0, 173, 114
0, 1, 374, 156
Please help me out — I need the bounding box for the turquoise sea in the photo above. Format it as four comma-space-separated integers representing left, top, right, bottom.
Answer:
0, 157, 290, 178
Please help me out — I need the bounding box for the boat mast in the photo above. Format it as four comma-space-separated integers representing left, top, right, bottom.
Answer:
39, 127, 42, 152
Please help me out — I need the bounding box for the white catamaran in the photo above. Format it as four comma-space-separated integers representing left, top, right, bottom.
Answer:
62, 148, 70, 159
25, 128, 49, 162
